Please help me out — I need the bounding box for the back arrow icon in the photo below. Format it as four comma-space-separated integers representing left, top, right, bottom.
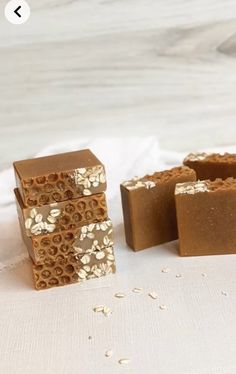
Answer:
14, 5, 21, 17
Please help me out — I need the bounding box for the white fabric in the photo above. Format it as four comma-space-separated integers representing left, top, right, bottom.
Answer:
1, 139, 236, 374
1, 139, 236, 272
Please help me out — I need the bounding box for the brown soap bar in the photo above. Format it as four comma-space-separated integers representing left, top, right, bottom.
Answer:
20, 218, 114, 264
120, 166, 196, 251
32, 246, 116, 290
183, 152, 236, 180
175, 178, 236, 256
13, 149, 106, 207
15, 188, 107, 237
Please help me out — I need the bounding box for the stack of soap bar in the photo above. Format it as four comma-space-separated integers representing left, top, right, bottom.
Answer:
175, 178, 236, 256
14, 149, 115, 290
183, 152, 236, 180
120, 166, 196, 251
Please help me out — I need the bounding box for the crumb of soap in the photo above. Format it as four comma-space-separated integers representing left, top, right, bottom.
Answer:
162, 267, 170, 273
159, 304, 167, 310
114, 293, 126, 298
118, 358, 130, 365
176, 274, 182, 278
221, 291, 228, 296
201, 273, 207, 277
105, 350, 113, 357
148, 292, 158, 300
132, 287, 143, 293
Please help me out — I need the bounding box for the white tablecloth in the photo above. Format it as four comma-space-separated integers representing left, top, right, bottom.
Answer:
1, 138, 236, 374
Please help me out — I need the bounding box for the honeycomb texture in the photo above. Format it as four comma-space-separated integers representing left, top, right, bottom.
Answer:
18, 165, 106, 207
32, 246, 116, 290
30, 219, 114, 264
184, 152, 236, 164
207, 178, 236, 192
122, 166, 196, 190
21, 193, 108, 237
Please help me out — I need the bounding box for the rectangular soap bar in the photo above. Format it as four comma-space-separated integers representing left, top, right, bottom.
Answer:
183, 152, 236, 180
32, 246, 116, 290
19, 218, 114, 264
175, 178, 236, 256
15, 188, 107, 237
120, 166, 196, 251
13, 149, 106, 207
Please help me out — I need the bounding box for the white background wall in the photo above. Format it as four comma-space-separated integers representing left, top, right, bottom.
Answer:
0, 0, 236, 166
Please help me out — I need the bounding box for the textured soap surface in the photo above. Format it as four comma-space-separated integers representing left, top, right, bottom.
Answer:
32, 246, 116, 290
120, 166, 196, 251
15, 188, 107, 237
183, 152, 236, 180
19, 218, 114, 265
175, 178, 236, 256
14, 149, 106, 207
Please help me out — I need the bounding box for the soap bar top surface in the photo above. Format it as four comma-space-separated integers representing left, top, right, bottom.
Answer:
14, 149, 103, 179
13, 149, 106, 207
184, 152, 236, 164
121, 166, 195, 191
183, 152, 236, 180
175, 177, 236, 195
175, 178, 236, 256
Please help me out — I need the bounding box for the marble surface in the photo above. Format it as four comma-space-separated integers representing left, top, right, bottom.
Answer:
1, 0, 236, 167
1, 1, 236, 373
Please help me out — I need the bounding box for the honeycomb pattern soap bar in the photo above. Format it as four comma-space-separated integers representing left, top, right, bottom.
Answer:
120, 166, 196, 251
14, 149, 115, 290
14, 149, 106, 207
32, 246, 116, 290
20, 219, 114, 265
15, 188, 107, 237
183, 152, 236, 181
175, 178, 236, 256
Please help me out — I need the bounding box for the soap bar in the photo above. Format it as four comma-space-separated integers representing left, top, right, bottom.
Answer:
32, 246, 116, 290
120, 166, 196, 251
19, 218, 114, 264
183, 152, 236, 180
15, 188, 107, 237
175, 178, 236, 256
13, 149, 106, 207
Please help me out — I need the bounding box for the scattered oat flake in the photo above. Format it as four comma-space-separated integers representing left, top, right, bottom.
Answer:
114, 293, 126, 298
132, 287, 143, 293
93, 305, 104, 313
159, 304, 167, 310
103, 306, 112, 317
105, 350, 113, 357
118, 358, 130, 365
148, 292, 158, 300
162, 268, 170, 273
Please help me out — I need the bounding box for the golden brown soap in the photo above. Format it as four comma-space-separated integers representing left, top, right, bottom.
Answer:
175, 178, 236, 256
13, 148, 115, 290
19, 218, 114, 265
15, 188, 107, 237
120, 166, 196, 251
183, 152, 236, 181
32, 246, 116, 290
14, 149, 106, 207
